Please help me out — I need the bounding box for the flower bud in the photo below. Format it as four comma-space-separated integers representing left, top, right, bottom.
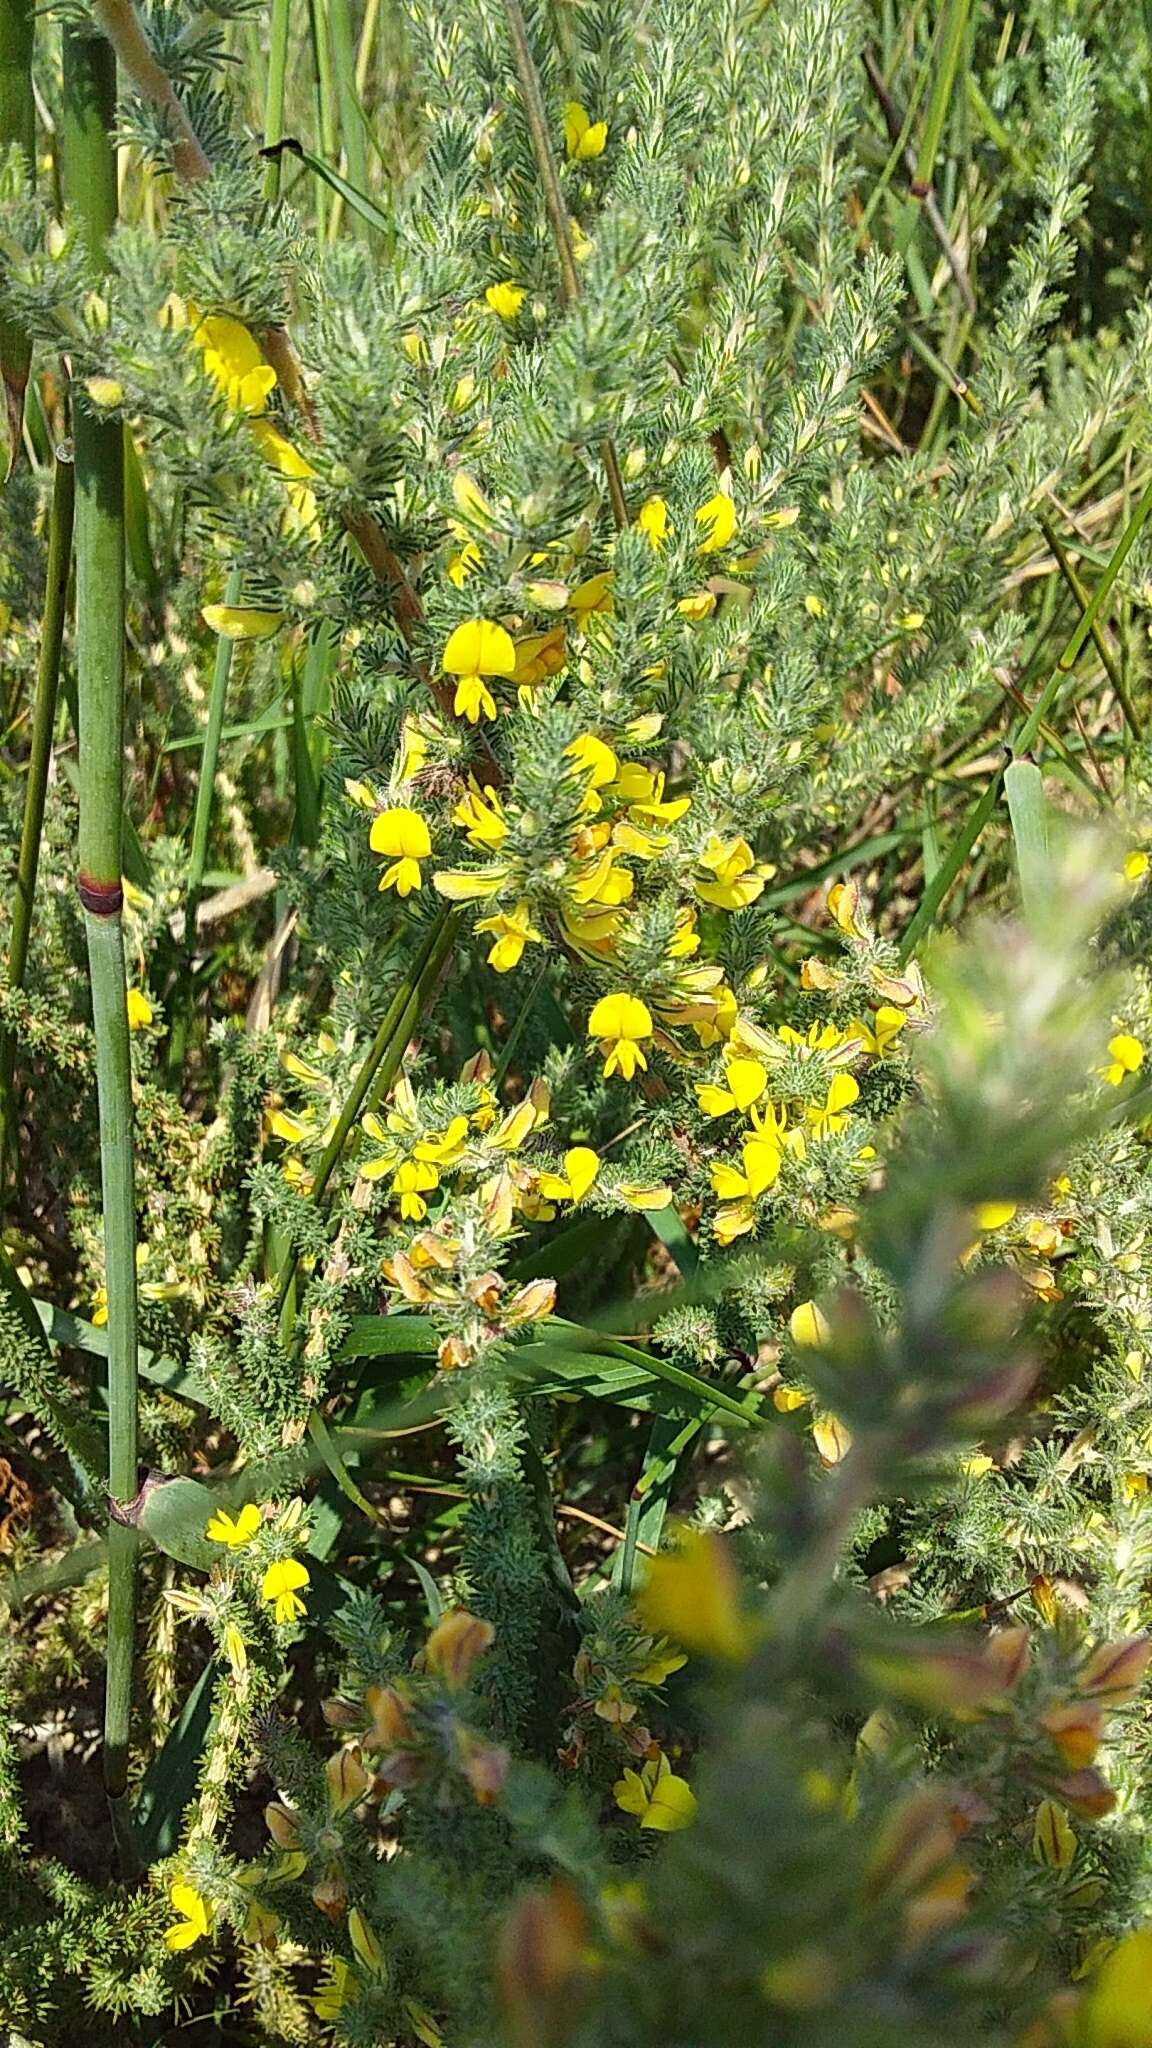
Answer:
264, 1801, 300, 1850
311, 1869, 349, 1920
1077, 1634, 1152, 1705
496, 1879, 589, 2048
1032, 1798, 1076, 1869
423, 1608, 495, 1688
325, 1745, 370, 1813
1039, 1701, 1102, 1770
1051, 1767, 1115, 1819
456, 1726, 509, 1805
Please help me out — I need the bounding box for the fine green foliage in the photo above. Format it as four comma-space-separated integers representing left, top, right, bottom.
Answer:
3, 2, 1152, 2045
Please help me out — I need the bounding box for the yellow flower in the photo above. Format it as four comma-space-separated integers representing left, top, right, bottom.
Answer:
396, 715, 430, 783
588, 991, 654, 1080
90, 1285, 108, 1327
1123, 851, 1149, 882
536, 1146, 601, 1204
790, 1301, 829, 1349
126, 988, 153, 1031
613, 1751, 697, 1831
632, 1641, 688, 1685
613, 764, 691, 825
249, 418, 320, 537
442, 618, 517, 722
190, 309, 276, 415
827, 879, 865, 938
710, 1133, 782, 1206
773, 1384, 809, 1413
639, 1526, 755, 1659
568, 569, 614, 618
567, 732, 619, 801
85, 375, 124, 409
222, 1623, 248, 1679
164, 1881, 214, 1952
261, 1557, 310, 1625
205, 1502, 262, 1547
386, 1157, 441, 1220
475, 901, 543, 971
851, 1006, 905, 1056
448, 540, 482, 588
202, 603, 284, 640
1102, 1033, 1145, 1086
563, 100, 607, 159
812, 1413, 853, 1464
694, 833, 774, 909
485, 281, 525, 320
696, 1055, 768, 1117
678, 590, 716, 620
511, 625, 567, 687
616, 1180, 674, 1210
434, 865, 508, 902
370, 806, 431, 896
636, 495, 669, 549
453, 782, 507, 854
1086, 1926, 1152, 2046
975, 1201, 1017, 1231
804, 1071, 860, 1139
695, 489, 736, 554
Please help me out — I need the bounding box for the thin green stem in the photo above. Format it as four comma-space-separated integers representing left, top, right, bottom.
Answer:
184, 568, 242, 949
0, 445, 75, 1191
327, 0, 369, 238
167, 567, 243, 1082
0, 0, 34, 469
1037, 511, 1143, 740
308, 0, 337, 237
500, 0, 628, 529
61, 23, 139, 1860
1019, 473, 1152, 752
912, 0, 971, 197
275, 908, 460, 1316
900, 475, 1152, 961
262, 0, 293, 202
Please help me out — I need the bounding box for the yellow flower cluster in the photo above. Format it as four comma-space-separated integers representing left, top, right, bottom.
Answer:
202, 1497, 312, 1627
161, 297, 320, 620
697, 1006, 902, 1246
305, 1055, 672, 1370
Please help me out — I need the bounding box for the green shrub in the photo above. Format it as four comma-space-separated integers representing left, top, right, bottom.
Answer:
2, 2, 1152, 2043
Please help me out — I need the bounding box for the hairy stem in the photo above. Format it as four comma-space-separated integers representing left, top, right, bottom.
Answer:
61, 23, 139, 1858
89, 0, 210, 180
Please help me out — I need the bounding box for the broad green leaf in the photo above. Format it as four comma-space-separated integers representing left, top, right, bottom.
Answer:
134, 1658, 216, 1860
1004, 756, 1050, 924
135, 1476, 228, 1569
340, 1314, 439, 1358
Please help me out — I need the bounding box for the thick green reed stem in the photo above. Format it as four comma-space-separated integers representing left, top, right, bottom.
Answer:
61, 24, 139, 1860
262, 0, 292, 202
0, 446, 75, 1190
0, 0, 34, 470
